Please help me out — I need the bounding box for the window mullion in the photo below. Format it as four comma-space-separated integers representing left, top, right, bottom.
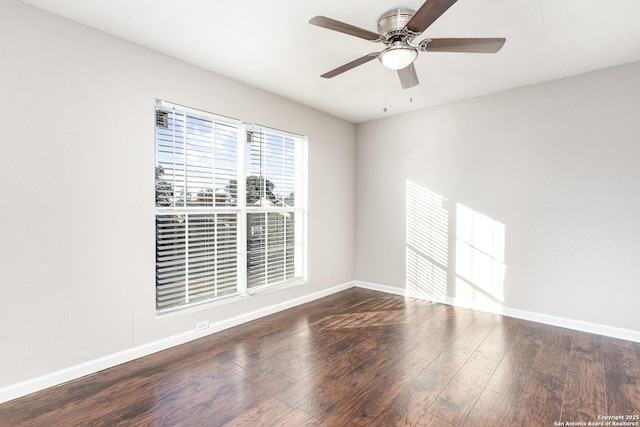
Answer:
264, 212, 268, 287
182, 112, 190, 304
184, 213, 190, 304
213, 214, 218, 297
172, 111, 177, 208
211, 121, 216, 207
284, 215, 288, 279
262, 130, 267, 202
211, 123, 217, 298
281, 137, 287, 280
281, 135, 285, 206
238, 125, 247, 296
261, 132, 266, 287
181, 112, 187, 208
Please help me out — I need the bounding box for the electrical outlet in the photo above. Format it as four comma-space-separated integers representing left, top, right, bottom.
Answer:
196, 321, 209, 331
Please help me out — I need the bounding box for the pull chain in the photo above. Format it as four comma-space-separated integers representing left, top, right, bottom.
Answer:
383, 68, 388, 112
409, 69, 414, 103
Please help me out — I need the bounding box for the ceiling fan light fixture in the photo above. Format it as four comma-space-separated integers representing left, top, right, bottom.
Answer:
379, 43, 418, 70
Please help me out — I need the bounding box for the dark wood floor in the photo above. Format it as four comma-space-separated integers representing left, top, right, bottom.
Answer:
2, 288, 640, 426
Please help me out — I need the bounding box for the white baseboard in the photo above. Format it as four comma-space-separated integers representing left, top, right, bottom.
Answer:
355, 281, 406, 296
0, 281, 355, 405
498, 306, 640, 343
401, 284, 640, 343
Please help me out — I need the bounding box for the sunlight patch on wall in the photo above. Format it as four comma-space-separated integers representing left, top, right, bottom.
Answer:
405, 180, 507, 311
406, 181, 449, 301
455, 203, 506, 310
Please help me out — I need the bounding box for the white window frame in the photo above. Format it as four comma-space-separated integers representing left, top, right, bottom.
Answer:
154, 100, 307, 314
243, 124, 308, 295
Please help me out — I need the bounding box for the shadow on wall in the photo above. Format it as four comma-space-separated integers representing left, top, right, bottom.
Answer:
406, 180, 506, 311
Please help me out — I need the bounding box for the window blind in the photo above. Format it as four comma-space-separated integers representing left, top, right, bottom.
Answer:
245, 127, 303, 291
155, 102, 306, 312
155, 103, 241, 311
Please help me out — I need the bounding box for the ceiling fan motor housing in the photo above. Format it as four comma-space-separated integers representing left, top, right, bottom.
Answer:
377, 8, 416, 43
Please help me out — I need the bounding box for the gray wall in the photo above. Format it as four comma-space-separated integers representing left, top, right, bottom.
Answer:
356, 61, 640, 333
0, 0, 356, 389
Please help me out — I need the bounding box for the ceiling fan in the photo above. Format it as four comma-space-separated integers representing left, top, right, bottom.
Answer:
309, 0, 506, 89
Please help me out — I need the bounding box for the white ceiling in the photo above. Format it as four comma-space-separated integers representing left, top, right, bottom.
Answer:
19, 0, 640, 123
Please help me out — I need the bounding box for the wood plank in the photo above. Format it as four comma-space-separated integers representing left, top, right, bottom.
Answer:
0, 398, 32, 426
464, 389, 516, 427
373, 311, 499, 426
277, 407, 320, 427
570, 331, 603, 363
511, 372, 566, 426
319, 353, 431, 426
485, 320, 541, 400
407, 307, 492, 364
372, 353, 467, 426
275, 327, 397, 409
294, 330, 417, 421
603, 336, 640, 415
561, 353, 606, 422
222, 397, 293, 426
422, 318, 506, 425
511, 327, 572, 425
414, 415, 458, 427
559, 332, 606, 422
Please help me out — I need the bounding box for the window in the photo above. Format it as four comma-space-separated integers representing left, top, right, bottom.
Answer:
155, 101, 306, 312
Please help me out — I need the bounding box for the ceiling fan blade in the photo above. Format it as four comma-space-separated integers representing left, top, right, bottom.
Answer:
321, 53, 379, 78
424, 38, 506, 53
309, 16, 381, 41
405, 0, 458, 34
397, 63, 419, 89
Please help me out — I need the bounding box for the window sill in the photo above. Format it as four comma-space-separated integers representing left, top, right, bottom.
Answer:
155, 278, 307, 319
